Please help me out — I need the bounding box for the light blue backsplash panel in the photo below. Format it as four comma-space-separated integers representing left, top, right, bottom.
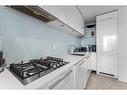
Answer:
0, 6, 80, 64
81, 27, 96, 47
81, 37, 96, 47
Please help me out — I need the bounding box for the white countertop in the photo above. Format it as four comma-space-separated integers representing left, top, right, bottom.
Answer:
71, 52, 96, 55
0, 54, 91, 89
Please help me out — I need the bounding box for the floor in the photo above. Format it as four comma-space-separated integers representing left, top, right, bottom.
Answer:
85, 71, 127, 89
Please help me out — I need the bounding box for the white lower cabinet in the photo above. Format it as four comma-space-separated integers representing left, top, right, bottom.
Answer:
37, 67, 74, 89
53, 70, 74, 89
74, 57, 91, 89
75, 67, 91, 89
37, 55, 93, 89
81, 53, 96, 71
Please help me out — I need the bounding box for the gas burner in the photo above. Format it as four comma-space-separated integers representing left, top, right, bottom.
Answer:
46, 56, 63, 62
8, 56, 69, 85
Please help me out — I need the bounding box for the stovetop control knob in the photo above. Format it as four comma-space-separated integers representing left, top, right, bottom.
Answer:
59, 62, 63, 66
56, 63, 60, 67
53, 65, 57, 69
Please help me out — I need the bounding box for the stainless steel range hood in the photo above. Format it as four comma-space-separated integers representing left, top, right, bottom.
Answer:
8, 6, 57, 23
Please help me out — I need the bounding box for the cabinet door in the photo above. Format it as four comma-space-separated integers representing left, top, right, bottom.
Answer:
40, 6, 84, 35
38, 68, 74, 89
55, 70, 74, 89
97, 53, 117, 75
75, 58, 91, 89
85, 53, 96, 71
97, 11, 118, 54
40, 6, 58, 18
75, 67, 86, 89
56, 6, 84, 35
91, 53, 96, 70
75, 67, 91, 89
96, 11, 118, 76
79, 54, 96, 71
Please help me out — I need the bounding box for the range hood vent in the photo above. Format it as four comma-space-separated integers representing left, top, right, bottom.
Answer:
9, 6, 57, 22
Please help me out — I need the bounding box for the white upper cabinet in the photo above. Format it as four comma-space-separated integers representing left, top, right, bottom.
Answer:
56, 6, 84, 35
40, 6, 59, 18
40, 6, 85, 36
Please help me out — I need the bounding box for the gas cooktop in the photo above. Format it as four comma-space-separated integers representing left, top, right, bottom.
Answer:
8, 56, 69, 85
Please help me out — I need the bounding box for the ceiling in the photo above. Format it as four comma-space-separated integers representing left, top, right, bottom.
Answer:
77, 6, 124, 24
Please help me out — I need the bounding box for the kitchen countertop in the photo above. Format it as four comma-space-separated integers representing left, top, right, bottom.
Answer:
0, 53, 91, 89
71, 52, 96, 55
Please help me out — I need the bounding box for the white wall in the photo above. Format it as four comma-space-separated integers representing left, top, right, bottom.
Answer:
118, 7, 127, 82
0, 6, 80, 64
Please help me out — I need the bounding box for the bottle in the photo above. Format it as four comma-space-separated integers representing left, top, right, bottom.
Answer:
86, 45, 89, 52
69, 45, 75, 54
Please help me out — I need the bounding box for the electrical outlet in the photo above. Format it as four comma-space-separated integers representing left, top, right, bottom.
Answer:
52, 43, 56, 51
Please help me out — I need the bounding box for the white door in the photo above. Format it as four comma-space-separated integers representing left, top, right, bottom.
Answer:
96, 11, 118, 77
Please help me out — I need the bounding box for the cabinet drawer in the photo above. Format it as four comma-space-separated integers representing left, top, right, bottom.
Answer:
52, 70, 74, 89
37, 67, 74, 89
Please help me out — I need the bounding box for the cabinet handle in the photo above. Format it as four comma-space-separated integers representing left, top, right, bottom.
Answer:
79, 61, 84, 66
48, 70, 72, 89
48, 79, 61, 89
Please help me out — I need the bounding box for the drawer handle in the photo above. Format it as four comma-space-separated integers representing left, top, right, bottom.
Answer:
48, 79, 61, 89
48, 70, 72, 89
79, 61, 84, 66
